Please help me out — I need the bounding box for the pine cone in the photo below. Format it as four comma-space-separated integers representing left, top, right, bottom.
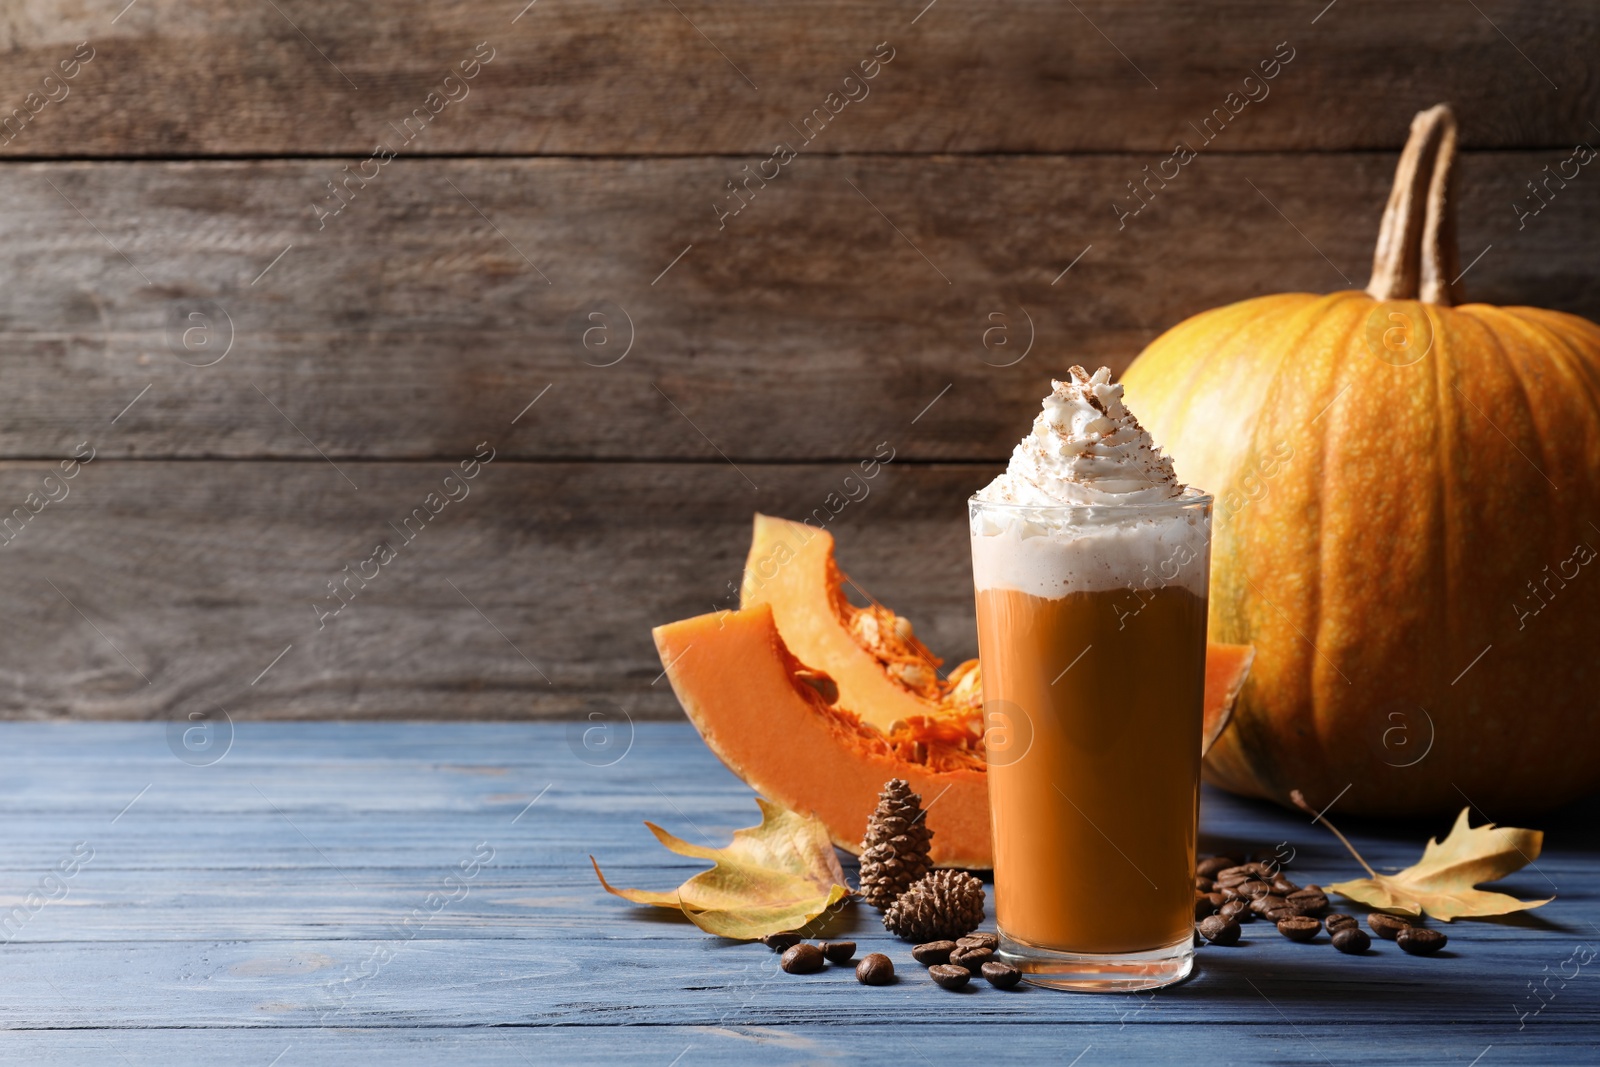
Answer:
857, 779, 933, 910
883, 869, 986, 943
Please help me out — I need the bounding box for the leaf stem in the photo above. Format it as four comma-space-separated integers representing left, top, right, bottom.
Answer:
1291, 788, 1380, 879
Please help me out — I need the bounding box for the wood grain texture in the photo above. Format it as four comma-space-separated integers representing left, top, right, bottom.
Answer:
0, 1028, 1595, 1067
2, 1, 1597, 741
0, 1, 1594, 156
2, 153, 1596, 462
0, 460, 991, 720
0, 721, 1590, 1061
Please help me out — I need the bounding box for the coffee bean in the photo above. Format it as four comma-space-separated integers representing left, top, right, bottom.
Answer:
856, 953, 895, 985
1286, 889, 1329, 916
1396, 927, 1448, 956
1195, 876, 1215, 893
1197, 915, 1241, 945
1214, 867, 1253, 888
929, 963, 971, 990
761, 931, 802, 951
1222, 880, 1269, 901
780, 943, 825, 974
1331, 927, 1371, 954
1250, 894, 1288, 917
949, 946, 994, 972
1219, 899, 1250, 923
1197, 856, 1240, 878
981, 961, 1022, 989
1324, 913, 1357, 933
1195, 893, 1220, 920
1276, 916, 1321, 942
957, 932, 999, 950
1270, 876, 1299, 896
912, 940, 956, 966
1367, 913, 1414, 941
820, 940, 856, 964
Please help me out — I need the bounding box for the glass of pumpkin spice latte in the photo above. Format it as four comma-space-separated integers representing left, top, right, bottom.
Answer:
970, 366, 1211, 991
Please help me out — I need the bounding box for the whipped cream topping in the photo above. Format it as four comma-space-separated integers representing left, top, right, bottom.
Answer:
977, 366, 1182, 507
970, 367, 1208, 598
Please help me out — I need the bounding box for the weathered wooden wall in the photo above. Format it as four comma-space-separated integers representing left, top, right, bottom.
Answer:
0, 1, 1595, 719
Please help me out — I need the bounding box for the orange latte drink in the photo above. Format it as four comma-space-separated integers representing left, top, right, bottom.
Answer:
970, 366, 1211, 991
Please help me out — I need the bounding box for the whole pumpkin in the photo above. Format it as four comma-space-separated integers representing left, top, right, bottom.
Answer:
1121, 104, 1600, 817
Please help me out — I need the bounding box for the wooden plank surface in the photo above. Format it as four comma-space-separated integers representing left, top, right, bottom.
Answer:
0, 721, 1591, 1064
0, 461, 989, 720
0, 1027, 1595, 1066
1, 153, 1595, 463
1, 1, 1594, 157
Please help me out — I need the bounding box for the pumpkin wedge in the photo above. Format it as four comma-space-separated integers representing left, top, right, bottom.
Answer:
741, 513, 958, 733
656, 604, 992, 867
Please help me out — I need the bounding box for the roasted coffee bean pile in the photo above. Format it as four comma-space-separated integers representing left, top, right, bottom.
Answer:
1195, 855, 1449, 958
753, 850, 1452, 994
914, 932, 1021, 991
760, 929, 1021, 991
766, 932, 896, 985
765, 934, 856, 975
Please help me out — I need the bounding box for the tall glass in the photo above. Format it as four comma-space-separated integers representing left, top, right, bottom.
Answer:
969, 489, 1212, 991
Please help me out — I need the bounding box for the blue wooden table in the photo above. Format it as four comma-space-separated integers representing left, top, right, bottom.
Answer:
0, 722, 1594, 1064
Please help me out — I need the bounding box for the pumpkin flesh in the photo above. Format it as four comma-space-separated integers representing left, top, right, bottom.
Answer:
654, 604, 993, 868
741, 513, 964, 733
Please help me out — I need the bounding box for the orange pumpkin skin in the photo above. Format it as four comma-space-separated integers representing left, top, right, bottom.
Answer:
1122, 290, 1600, 816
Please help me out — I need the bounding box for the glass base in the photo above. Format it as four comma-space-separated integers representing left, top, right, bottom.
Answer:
997, 929, 1195, 992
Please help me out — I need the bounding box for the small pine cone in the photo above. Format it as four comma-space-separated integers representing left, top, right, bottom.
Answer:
857, 779, 934, 910
883, 869, 986, 943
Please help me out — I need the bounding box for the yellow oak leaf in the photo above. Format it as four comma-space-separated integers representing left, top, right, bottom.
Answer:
591, 797, 854, 940
1294, 791, 1552, 921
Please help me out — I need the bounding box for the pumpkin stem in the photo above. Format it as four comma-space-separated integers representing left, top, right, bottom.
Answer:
1365, 104, 1461, 306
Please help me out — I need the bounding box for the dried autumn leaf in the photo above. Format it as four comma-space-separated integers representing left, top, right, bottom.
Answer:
591, 797, 853, 939
1292, 791, 1552, 921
